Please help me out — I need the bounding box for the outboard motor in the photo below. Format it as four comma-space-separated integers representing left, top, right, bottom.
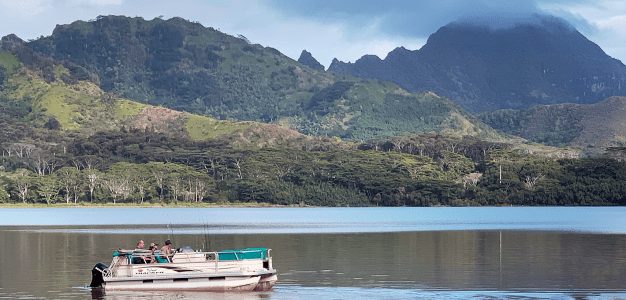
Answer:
90, 262, 108, 288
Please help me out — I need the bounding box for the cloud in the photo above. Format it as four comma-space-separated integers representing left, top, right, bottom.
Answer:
227, 5, 427, 67
256, 0, 547, 66
537, 0, 626, 62
263, 0, 626, 64
0, 0, 623, 67
0, 0, 47, 18
266, 0, 540, 37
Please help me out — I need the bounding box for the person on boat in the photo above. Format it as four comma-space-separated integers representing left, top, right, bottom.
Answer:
160, 239, 174, 262
132, 240, 150, 264
149, 242, 159, 250
135, 240, 145, 250
146, 242, 159, 263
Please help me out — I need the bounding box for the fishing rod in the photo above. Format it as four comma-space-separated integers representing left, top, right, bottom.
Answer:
167, 215, 176, 250
200, 214, 211, 251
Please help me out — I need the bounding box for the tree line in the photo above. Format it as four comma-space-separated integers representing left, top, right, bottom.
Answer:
2, 127, 626, 206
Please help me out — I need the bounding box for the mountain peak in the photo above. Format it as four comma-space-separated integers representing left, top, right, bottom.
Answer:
298, 50, 325, 71
330, 15, 626, 112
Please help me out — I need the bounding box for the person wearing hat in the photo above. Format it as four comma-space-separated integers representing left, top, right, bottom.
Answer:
160, 239, 174, 262
145, 242, 158, 263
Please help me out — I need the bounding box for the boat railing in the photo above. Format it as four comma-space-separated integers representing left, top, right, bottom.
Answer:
110, 248, 272, 269
103, 248, 273, 278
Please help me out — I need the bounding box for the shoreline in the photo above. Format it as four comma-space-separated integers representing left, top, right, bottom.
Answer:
0, 202, 297, 208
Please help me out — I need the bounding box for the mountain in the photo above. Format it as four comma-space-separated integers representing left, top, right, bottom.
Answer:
11, 15, 496, 141
479, 96, 626, 153
0, 41, 517, 207
328, 15, 626, 113
0, 35, 303, 147
5, 19, 626, 208
297, 50, 324, 71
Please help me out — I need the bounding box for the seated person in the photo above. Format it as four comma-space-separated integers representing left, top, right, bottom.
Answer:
159, 240, 174, 262
132, 240, 152, 264
146, 242, 159, 263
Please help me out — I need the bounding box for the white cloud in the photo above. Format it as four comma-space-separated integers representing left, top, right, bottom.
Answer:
0, 0, 623, 66
89, 0, 122, 5
591, 14, 626, 62
0, 0, 47, 16
536, 1, 626, 62
223, 5, 426, 68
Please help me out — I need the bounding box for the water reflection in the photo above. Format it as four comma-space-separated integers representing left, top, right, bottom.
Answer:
2, 227, 626, 299
89, 288, 275, 300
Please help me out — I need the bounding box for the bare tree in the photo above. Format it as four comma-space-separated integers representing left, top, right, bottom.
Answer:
57, 167, 78, 204
169, 176, 183, 202
83, 169, 101, 203
390, 138, 404, 152
234, 158, 243, 179
72, 182, 82, 204
460, 172, 483, 188
24, 152, 48, 175
3, 146, 12, 157
524, 173, 545, 191
11, 143, 35, 158
103, 177, 131, 204
14, 169, 32, 203
71, 158, 84, 170
135, 176, 150, 204
47, 157, 61, 175
194, 178, 208, 203
202, 158, 218, 180
83, 156, 100, 170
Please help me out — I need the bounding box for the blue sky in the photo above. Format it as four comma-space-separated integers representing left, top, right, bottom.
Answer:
0, 0, 624, 68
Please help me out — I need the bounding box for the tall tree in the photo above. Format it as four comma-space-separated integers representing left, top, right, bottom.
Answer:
82, 168, 102, 203
36, 173, 60, 204
57, 167, 79, 204
13, 168, 33, 203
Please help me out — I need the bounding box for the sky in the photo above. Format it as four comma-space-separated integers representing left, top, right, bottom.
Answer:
0, 0, 624, 69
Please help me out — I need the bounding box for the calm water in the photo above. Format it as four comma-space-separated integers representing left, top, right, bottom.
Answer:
1, 207, 626, 299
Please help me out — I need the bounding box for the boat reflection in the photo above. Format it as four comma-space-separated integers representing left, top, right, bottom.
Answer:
91, 287, 274, 300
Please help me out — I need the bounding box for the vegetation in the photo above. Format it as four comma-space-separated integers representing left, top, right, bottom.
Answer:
480, 96, 626, 154
2, 16, 626, 207
479, 105, 585, 147
19, 15, 496, 142
1, 123, 623, 207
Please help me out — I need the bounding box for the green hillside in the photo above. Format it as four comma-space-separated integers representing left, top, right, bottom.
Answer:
22, 15, 496, 141
479, 96, 626, 154
3, 16, 626, 207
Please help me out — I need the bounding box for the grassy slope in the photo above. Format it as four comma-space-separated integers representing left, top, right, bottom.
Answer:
23, 16, 501, 142
573, 96, 626, 153
0, 49, 261, 140
480, 96, 626, 154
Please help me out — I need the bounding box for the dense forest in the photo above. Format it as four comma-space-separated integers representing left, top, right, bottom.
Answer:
2, 126, 626, 207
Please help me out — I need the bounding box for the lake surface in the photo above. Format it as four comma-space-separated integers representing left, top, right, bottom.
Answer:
1, 207, 626, 299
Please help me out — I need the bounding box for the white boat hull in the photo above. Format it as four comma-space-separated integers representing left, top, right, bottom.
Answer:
254, 274, 278, 291
93, 248, 277, 292
104, 275, 261, 291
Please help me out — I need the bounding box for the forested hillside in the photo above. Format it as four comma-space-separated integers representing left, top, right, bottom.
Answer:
19, 15, 494, 141
3, 15, 626, 207
479, 96, 626, 153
